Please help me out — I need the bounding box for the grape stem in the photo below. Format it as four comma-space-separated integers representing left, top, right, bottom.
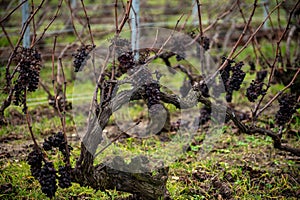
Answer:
66, 0, 84, 46
24, 89, 39, 148
32, 0, 63, 46
80, 0, 95, 46
116, 0, 133, 35
195, 0, 203, 38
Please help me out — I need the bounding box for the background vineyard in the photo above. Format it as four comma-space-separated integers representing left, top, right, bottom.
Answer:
0, 0, 299, 199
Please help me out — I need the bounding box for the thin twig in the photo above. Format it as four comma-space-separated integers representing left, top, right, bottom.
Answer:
203, 2, 237, 33
114, 0, 119, 34
24, 89, 39, 148
263, 2, 275, 31
32, 0, 63, 46
195, 0, 203, 37
57, 56, 70, 166
276, 0, 282, 30
253, 0, 300, 118
187, 2, 237, 48
237, 1, 271, 67
222, 20, 235, 49
0, 24, 14, 50
146, 14, 184, 63
286, 25, 296, 66
30, 0, 37, 45
257, 68, 300, 116
226, 0, 258, 60
4, 0, 16, 13
66, 0, 84, 45
94, 45, 112, 107
263, 2, 277, 52
0, 0, 27, 23
117, 0, 132, 35
205, 1, 258, 83
80, 0, 95, 46
150, 29, 159, 49
237, 0, 258, 62
232, 1, 283, 59
180, 1, 195, 31
39, 80, 54, 98
52, 35, 57, 90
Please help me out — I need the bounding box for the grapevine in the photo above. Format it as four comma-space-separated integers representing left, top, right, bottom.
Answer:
72, 45, 95, 72
275, 93, 298, 126
13, 47, 42, 112
27, 132, 73, 198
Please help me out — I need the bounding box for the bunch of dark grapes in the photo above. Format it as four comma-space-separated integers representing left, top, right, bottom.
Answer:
229, 62, 246, 91
228, 63, 244, 102
27, 132, 73, 198
43, 132, 72, 160
219, 58, 246, 102
39, 162, 57, 198
245, 69, 268, 102
72, 45, 94, 72
13, 47, 42, 110
275, 93, 297, 125
199, 105, 211, 125
58, 165, 72, 188
220, 57, 233, 87
27, 148, 43, 179
13, 81, 26, 110
246, 80, 265, 102
118, 51, 135, 74
43, 132, 65, 150
144, 82, 161, 108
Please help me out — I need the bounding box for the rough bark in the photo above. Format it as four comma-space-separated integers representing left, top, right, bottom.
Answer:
73, 145, 169, 199
73, 87, 170, 199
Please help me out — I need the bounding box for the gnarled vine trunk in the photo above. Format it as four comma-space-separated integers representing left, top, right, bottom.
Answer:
72, 89, 170, 199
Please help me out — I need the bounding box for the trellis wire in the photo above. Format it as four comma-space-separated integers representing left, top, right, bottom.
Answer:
21, 0, 30, 47
263, 0, 269, 29
131, 0, 140, 61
